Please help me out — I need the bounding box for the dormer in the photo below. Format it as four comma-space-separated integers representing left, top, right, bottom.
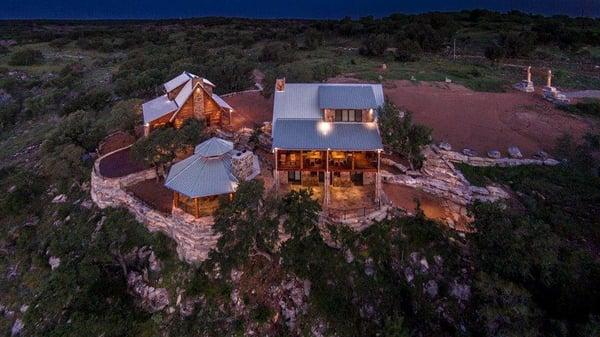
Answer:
317, 85, 377, 123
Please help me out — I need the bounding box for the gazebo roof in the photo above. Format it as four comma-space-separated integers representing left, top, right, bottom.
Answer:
194, 137, 234, 157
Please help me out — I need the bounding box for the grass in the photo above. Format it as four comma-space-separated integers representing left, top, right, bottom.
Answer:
560, 99, 600, 118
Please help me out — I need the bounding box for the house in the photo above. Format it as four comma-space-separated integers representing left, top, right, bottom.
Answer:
271, 78, 384, 206
142, 72, 234, 136
164, 137, 260, 218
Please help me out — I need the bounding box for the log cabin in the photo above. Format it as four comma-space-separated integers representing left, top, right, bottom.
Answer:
142, 72, 234, 136
271, 78, 385, 206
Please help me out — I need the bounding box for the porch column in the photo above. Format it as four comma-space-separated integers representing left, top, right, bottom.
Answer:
376, 150, 382, 204
324, 149, 330, 206
173, 192, 179, 214
194, 197, 200, 218
143, 123, 150, 137
274, 149, 279, 196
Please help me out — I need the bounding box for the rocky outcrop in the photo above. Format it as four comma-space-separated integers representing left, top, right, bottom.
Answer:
437, 146, 560, 167
127, 271, 170, 313
90, 154, 220, 263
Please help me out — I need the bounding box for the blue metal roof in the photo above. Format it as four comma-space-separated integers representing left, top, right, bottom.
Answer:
318, 85, 378, 109
165, 153, 238, 198
194, 137, 234, 157
272, 119, 383, 151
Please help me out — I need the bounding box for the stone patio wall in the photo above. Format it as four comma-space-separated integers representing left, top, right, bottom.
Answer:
91, 152, 219, 264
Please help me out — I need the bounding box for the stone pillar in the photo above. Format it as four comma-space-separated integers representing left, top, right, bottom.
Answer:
143, 124, 150, 137
527, 66, 532, 83
192, 81, 205, 120
547, 70, 552, 88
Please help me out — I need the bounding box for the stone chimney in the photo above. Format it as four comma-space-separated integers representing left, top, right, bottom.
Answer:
231, 150, 254, 181
275, 78, 286, 92
192, 78, 205, 119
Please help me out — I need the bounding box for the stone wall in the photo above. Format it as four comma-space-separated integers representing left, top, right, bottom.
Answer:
231, 150, 255, 181
436, 147, 560, 167
91, 156, 219, 264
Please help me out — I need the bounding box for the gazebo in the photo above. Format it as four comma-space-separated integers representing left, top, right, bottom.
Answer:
165, 137, 239, 217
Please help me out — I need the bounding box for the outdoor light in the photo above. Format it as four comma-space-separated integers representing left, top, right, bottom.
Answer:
317, 121, 332, 135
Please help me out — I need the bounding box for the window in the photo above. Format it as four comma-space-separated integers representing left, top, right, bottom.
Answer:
355, 110, 362, 122
333, 109, 364, 122
288, 171, 301, 185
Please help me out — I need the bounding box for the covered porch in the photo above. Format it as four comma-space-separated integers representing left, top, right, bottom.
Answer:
275, 150, 379, 172
173, 192, 225, 218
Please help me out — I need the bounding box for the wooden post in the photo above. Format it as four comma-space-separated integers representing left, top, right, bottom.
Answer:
194, 198, 200, 218
325, 149, 330, 206
274, 149, 279, 195
300, 150, 303, 170
173, 192, 178, 213
351, 151, 355, 170
376, 150, 381, 204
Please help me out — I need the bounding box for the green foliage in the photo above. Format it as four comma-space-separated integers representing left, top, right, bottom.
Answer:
561, 99, 600, 118
303, 29, 324, 50
43, 110, 106, 153
209, 180, 279, 273
395, 39, 421, 63
258, 42, 295, 64
359, 34, 389, 57
485, 43, 505, 62
474, 273, 541, 337
62, 89, 112, 116
131, 119, 205, 177
501, 31, 536, 58
8, 48, 44, 66
0, 167, 45, 216
103, 98, 142, 133
378, 102, 432, 169
25, 208, 172, 337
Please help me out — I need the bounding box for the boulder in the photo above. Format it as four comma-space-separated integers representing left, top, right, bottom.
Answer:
424, 280, 439, 298
507, 146, 523, 159
48, 256, 61, 270
438, 142, 452, 151
532, 150, 549, 161
11, 319, 23, 336
462, 148, 478, 157
51, 194, 67, 203
486, 150, 501, 159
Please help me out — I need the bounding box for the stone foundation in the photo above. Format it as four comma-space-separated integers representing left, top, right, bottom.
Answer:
91, 154, 219, 264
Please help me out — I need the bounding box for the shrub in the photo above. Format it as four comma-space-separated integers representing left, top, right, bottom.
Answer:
395, 39, 422, 62
484, 44, 505, 63
359, 34, 389, 56
8, 49, 44, 66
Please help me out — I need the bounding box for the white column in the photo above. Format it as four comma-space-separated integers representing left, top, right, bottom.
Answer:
547, 70, 552, 87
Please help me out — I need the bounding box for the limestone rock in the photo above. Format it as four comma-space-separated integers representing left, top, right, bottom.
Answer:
507, 146, 523, 159
450, 282, 471, 302
462, 148, 478, 157
48, 256, 61, 270
127, 271, 169, 313
486, 150, 501, 159
424, 280, 438, 298
533, 150, 549, 160
52, 194, 67, 203
11, 319, 23, 336
438, 142, 452, 151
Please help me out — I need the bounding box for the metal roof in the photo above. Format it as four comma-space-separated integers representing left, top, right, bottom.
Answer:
318, 85, 378, 109
174, 80, 193, 107
142, 94, 178, 124
272, 83, 385, 128
212, 94, 233, 111
272, 119, 383, 151
164, 72, 194, 92
165, 153, 238, 198
194, 137, 234, 157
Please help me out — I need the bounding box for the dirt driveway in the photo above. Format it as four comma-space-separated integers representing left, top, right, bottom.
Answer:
223, 91, 273, 130
384, 80, 596, 156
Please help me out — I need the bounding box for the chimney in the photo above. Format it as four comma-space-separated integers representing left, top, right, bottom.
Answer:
192, 78, 205, 120
275, 78, 286, 92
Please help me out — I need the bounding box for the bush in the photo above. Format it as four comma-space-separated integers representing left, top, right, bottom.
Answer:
395, 39, 422, 62
359, 34, 389, 57
561, 99, 600, 118
484, 44, 505, 63
258, 42, 294, 64
8, 49, 44, 66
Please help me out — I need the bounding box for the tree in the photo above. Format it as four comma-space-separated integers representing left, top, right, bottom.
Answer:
209, 180, 280, 273
8, 49, 44, 66
304, 29, 324, 50
474, 273, 541, 337
485, 44, 505, 63
395, 39, 422, 62
359, 34, 389, 57
280, 189, 321, 241
378, 102, 432, 169
130, 119, 204, 180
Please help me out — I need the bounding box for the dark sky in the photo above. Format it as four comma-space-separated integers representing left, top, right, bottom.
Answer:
3, 0, 600, 19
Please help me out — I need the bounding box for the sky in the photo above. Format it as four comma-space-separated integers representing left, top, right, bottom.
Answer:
2, 0, 600, 19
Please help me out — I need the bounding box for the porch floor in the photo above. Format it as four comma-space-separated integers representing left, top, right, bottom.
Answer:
280, 184, 377, 210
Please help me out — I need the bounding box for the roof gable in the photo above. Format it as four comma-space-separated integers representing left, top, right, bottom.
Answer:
194, 137, 234, 157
